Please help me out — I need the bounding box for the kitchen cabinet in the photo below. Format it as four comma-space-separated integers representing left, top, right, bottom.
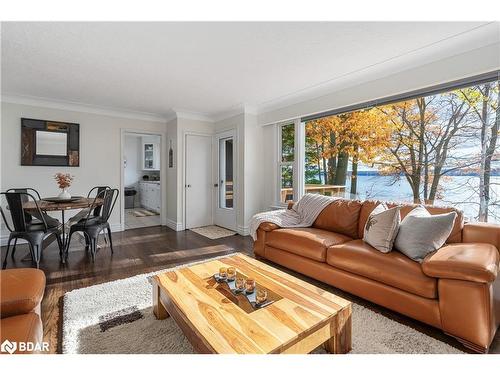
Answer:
142, 137, 160, 171
139, 182, 161, 212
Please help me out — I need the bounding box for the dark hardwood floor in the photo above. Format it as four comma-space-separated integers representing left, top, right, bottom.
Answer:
1, 225, 498, 354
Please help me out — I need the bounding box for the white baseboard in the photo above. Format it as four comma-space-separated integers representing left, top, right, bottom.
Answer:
110, 223, 124, 232
166, 218, 183, 231
237, 225, 250, 236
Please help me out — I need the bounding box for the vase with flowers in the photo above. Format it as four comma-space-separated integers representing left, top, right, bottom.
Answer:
54, 173, 74, 199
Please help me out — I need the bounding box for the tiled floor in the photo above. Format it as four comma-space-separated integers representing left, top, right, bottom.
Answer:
124, 208, 161, 230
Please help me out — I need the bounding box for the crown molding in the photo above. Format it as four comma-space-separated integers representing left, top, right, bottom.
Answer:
173, 109, 215, 123
1, 94, 168, 123
211, 104, 258, 122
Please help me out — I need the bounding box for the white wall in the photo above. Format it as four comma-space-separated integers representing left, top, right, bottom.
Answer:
261, 124, 278, 209
0, 101, 167, 240
166, 117, 178, 229
165, 115, 214, 230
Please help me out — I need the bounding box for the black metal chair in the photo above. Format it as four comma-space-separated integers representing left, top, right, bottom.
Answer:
87, 186, 111, 217
67, 186, 111, 251
5, 188, 61, 260
64, 188, 119, 262
0, 192, 63, 269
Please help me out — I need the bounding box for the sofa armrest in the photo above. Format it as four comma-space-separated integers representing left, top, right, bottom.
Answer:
463, 222, 500, 251
422, 243, 499, 283
0, 269, 46, 318
259, 222, 280, 232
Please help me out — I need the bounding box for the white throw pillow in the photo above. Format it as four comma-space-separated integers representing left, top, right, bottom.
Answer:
394, 206, 457, 263
363, 203, 401, 253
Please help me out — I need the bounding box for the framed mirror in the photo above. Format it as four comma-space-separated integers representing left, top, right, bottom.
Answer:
21, 118, 80, 166
35, 131, 68, 156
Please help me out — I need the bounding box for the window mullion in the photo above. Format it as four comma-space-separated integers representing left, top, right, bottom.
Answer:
294, 118, 305, 201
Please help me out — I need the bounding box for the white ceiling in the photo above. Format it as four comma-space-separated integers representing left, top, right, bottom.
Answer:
1, 22, 496, 121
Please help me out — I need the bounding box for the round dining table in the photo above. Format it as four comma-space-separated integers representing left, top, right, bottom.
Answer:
23, 196, 103, 251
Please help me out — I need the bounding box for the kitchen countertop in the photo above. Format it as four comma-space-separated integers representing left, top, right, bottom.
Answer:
139, 180, 160, 184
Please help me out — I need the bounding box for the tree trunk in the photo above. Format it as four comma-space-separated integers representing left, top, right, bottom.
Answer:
322, 157, 327, 184
478, 84, 491, 222
350, 149, 359, 196
327, 157, 336, 184
315, 141, 322, 183
327, 131, 337, 184
423, 147, 429, 201
334, 152, 349, 186
481, 83, 500, 222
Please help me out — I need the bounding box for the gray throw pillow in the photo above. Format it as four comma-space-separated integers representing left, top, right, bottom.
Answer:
394, 206, 456, 262
363, 203, 400, 253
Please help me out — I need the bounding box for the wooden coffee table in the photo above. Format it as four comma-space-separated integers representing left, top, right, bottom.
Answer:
152, 253, 352, 354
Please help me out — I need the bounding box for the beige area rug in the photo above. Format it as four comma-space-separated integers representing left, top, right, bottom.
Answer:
62, 253, 464, 354
189, 225, 236, 239
128, 209, 159, 217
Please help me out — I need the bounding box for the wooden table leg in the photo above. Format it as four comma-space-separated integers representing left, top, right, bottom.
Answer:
324, 305, 352, 354
153, 283, 169, 319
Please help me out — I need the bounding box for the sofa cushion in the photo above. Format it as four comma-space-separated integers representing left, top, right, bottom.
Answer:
358, 200, 464, 243
327, 239, 437, 298
313, 198, 363, 239
0, 268, 45, 318
266, 227, 352, 262
422, 243, 499, 283
394, 206, 457, 263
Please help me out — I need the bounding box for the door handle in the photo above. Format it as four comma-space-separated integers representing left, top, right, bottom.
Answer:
214, 183, 219, 187
185, 184, 191, 188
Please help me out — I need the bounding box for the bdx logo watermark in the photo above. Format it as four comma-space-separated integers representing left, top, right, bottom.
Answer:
1, 339, 49, 354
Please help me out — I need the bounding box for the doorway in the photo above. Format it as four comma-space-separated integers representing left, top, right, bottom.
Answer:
214, 130, 236, 231
122, 132, 162, 230
185, 133, 213, 229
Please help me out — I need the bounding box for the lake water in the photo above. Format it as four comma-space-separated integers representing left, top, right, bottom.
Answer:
339, 175, 500, 223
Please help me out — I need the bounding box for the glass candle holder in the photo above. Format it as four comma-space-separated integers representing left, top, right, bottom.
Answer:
256, 288, 268, 305
227, 267, 236, 281
245, 278, 256, 294
235, 276, 245, 291
218, 267, 227, 279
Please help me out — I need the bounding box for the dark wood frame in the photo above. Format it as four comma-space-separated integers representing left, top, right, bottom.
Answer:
21, 118, 80, 167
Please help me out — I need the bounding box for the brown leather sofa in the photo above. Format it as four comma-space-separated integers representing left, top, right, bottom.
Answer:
254, 199, 500, 353
0, 268, 46, 354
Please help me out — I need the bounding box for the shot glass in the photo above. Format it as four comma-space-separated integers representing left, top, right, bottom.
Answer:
235, 276, 245, 291
227, 267, 236, 281
256, 288, 268, 305
245, 278, 256, 294
218, 267, 227, 280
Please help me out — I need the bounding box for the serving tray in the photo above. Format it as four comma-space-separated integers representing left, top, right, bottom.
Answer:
213, 273, 274, 309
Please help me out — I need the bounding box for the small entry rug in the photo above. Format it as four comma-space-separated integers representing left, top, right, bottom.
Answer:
62, 253, 463, 354
189, 225, 236, 239
129, 209, 158, 217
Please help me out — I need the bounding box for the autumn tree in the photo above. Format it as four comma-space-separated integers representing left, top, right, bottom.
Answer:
377, 91, 472, 203
305, 109, 392, 194
460, 82, 500, 221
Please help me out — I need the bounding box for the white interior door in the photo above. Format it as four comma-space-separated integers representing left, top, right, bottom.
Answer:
214, 130, 236, 231
185, 134, 212, 229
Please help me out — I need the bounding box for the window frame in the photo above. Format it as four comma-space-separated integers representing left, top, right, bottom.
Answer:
277, 122, 295, 205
